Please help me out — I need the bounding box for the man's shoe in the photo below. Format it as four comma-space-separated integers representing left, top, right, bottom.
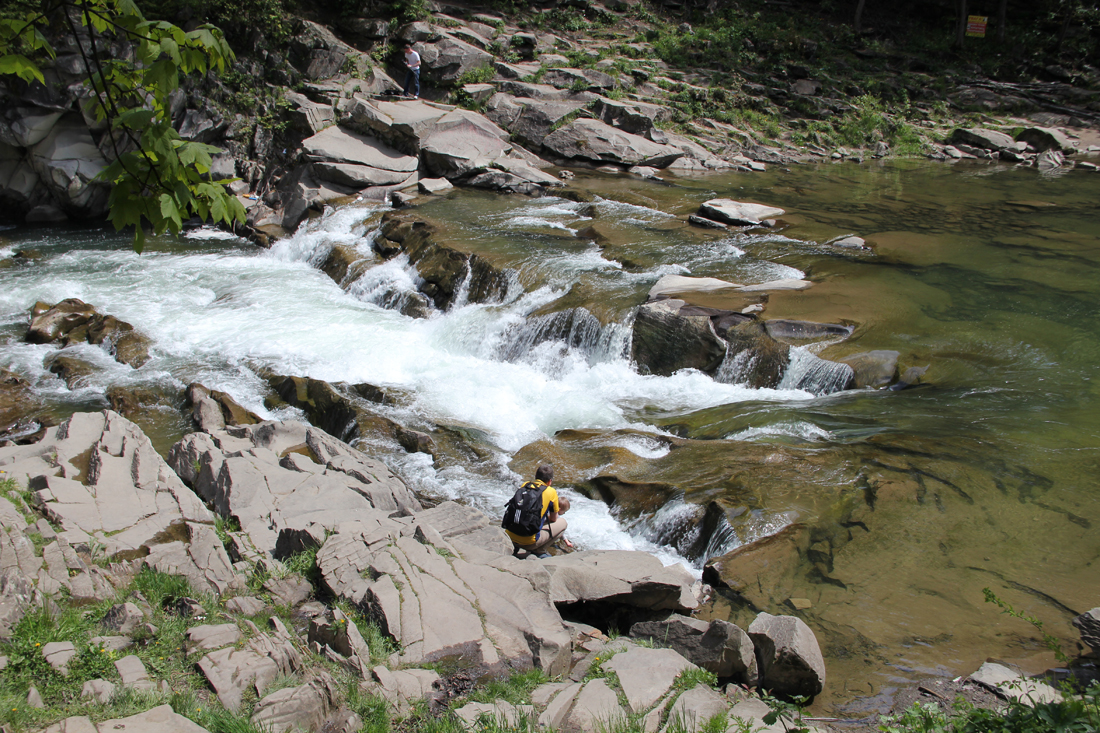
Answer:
536, 552, 551, 559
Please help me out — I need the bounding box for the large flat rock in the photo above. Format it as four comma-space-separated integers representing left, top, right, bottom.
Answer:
539, 550, 698, 611
697, 199, 784, 226
543, 119, 684, 168
302, 126, 418, 172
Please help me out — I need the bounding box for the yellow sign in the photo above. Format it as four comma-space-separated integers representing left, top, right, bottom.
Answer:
967, 15, 988, 37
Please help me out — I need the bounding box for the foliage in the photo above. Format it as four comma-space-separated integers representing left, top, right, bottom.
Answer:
468, 669, 548, 705
455, 64, 494, 86
137, 0, 294, 45
673, 667, 719, 691
761, 692, 810, 733
880, 683, 1100, 733
0, 0, 246, 251
388, 0, 430, 25
983, 588, 1070, 664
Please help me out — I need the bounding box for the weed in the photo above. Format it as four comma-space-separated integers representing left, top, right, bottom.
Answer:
983, 588, 1069, 665
456, 65, 495, 87
673, 667, 718, 691
468, 668, 548, 705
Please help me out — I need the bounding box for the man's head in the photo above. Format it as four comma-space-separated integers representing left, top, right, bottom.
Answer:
535, 464, 553, 484
404, 42, 414, 52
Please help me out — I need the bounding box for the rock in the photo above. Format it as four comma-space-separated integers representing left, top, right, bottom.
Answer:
1014, 127, 1074, 154
303, 126, 419, 176
186, 383, 261, 433
944, 145, 963, 159
630, 616, 757, 684
284, 91, 336, 134
737, 279, 812, 292
26, 300, 151, 368
604, 646, 695, 714
95, 704, 212, 733
167, 419, 420, 558
539, 551, 698, 612
697, 199, 784, 226
415, 34, 494, 85
0, 570, 36, 640
454, 700, 535, 731
198, 632, 302, 712
226, 596, 267, 616
831, 235, 866, 249
418, 177, 453, 194
42, 641, 77, 675
43, 354, 98, 389
665, 684, 730, 732
534, 682, 582, 729
29, 115, 109, 218
102, 602, 146, 635
765, 320, 853, 343
567, 678, 626, 731
27, 685, 44, 708
362, 665, 441, 713
791, 79, 821, 96
948, 128, 1015, 152
543, 119, 684, 168
838, 350, 899, 388
1073, 607, 1100, 655
316, 511, 570, 674
81, 678, 116, 704
419, 117, 512, 178
631, 299, 728, 377
648, 275, 740, 300
115, 654, 154, 690
187, 623, 242, 651
251, 672, 338, 733
1038, 149, 1065, 170
748, 612, 826, 698
969, 661, 1062, 705
688, 215, 728, 229
263, 575, 313, 607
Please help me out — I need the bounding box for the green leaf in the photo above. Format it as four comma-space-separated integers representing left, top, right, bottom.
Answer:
0, 54, 45, 85
133, 226, 145, 254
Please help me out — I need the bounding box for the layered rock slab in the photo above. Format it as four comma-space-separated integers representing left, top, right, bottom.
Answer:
0, 411, 213, 558
316, 506, 571, 675
543, 119, 684, 168
539, 550, 699, 612
168, 419, 421, 558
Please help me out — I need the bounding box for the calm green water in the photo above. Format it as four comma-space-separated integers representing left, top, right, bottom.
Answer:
1, 158, 1098, 717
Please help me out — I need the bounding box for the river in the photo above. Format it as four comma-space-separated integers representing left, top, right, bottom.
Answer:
1, 159, 1098, 717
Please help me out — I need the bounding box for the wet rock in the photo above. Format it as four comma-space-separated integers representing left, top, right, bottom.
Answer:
44, 354, 98, 389
702, 524, 809, 610
765, 320, 853, 344
838, 350, 899, 388
1073, 607, 1100, 656
648, 275, 740, 300
969, 661, 1061, 705
948, 128, 1015, 152
889, 365, 929, 391
748, 612, 826, 698
1038, 149, 1065, 170
631, 299, 728, 377
630, 616, 758, 684
697, 199, 784, 227
543, 119, 684, 168
186, 383, 261, 433
1014, 127, 1074, 154
0, 368, 44, 439
719, 320, 791, 389
27, 299, 151, 368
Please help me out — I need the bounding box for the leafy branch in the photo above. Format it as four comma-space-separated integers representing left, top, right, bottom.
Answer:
982, 587, 1070, 664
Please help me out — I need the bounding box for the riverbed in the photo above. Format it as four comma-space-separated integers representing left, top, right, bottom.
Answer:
1, 159, 1098, 717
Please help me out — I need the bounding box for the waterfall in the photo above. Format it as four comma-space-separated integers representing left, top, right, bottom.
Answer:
779, 346, 854, 395
714, 347, 757, 385
496, 307, 631, 365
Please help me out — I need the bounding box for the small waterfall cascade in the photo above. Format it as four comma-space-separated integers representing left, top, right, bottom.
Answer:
778, 346, 854, 395
496, 307, 632, 365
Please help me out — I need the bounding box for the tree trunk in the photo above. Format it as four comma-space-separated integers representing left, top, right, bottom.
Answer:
997, 0, 1008, 42
854, 0, 868, 33
956, 0, 968, 48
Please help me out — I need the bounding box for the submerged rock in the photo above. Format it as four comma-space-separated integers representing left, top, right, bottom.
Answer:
838, 350, 899, 388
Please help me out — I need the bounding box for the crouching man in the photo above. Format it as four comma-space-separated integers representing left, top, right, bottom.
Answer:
503, 464, 574, 558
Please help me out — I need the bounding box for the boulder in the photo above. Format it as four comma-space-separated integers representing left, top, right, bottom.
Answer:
838, 350, 899, 388
1073, 607, 1100, 655
316, 507, 571, 674
416, 34, 494, 85
284, 91, 336, 134
0, 368, 44, 439
26, 299, 151, 368
697, 199, 784, 227
0, 570, 36, 640
186, 383, 261, 433
0, 411, 214, 558
539, 550, 698, 612
302, 126, 419, 175
630, 616, 757, 684
166, 419, 421, 558
543, 119, 684, 168
486, 95, 588, 149
362, 665, 441, 714
419, 118, 511, 178
418, 177, 453, 194
748, 612, 826, 698
114, 654, 154, 690
631, 299, 728, 377
718, 320, 791, 389
969, 661, 1062, 705
948, 127, 1015, 152
29, 114, 109, 218
592, 97, 669, 136
187, 623, 242, 651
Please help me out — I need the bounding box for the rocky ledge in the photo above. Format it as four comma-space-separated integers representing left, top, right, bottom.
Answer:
0, 408, 832, 732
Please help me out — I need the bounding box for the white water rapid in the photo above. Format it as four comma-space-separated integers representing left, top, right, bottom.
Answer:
0, 195, 838, 575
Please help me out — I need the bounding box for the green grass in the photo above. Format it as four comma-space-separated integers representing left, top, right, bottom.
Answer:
880, 683, 1100, 733
468, 668, 548, 705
